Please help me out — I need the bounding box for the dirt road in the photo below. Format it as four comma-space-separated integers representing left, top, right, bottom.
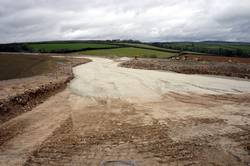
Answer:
0, 57, 250, 165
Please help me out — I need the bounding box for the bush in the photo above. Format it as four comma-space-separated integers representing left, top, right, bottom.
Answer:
149, 54, 157, 58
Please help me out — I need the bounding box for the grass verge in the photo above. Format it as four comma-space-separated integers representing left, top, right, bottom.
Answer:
28, 43, 119, 52
79, 47, 177, 58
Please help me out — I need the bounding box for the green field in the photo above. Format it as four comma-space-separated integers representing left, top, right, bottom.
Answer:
0, 54, 65, 80
28, 43, 118, 52
118, 43, 179, 53
80, 47, 177, 58
3, 40, 249, 58
154, 42, 250, 57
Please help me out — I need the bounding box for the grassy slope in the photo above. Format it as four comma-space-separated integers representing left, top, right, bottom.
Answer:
191, 43, 250, 51
162, 42, 250, 53
0, 54, 65, 80
119, 43, 179, 52
28, 43, 118, 52
204, 44, 250, 52
2, 41, 249, 57
80, 47, 177, 58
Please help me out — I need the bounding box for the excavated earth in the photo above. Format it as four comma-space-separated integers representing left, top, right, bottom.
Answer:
0, 56, 91, 123
120, 56, 250, 79
0, 57, 250, 166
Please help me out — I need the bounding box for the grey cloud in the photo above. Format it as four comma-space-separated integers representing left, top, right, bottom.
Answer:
0, 0, 250, 43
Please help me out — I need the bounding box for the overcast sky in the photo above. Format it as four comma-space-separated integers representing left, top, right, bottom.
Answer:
0, 0, 250, 43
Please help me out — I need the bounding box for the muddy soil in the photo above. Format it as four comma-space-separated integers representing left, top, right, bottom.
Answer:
120, 57, 250, 79
0, 57, 250, 166
180, 54, 250, 64
0, 55, 90, 124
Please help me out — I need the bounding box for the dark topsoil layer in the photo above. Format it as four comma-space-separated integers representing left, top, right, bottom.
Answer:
121, 55, 250, 79
0, 53, 90, 124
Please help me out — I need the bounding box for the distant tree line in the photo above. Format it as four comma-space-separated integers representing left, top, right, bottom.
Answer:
152, 42, 250, 58
37, 47, 122, 53
0, 43, 32, 52
2, 41, 249, 58
0, 40, 140, 53
0, 43, 121, 53
106, 39, 141, 43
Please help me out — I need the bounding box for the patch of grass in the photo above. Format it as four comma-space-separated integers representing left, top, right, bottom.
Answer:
80, 47, 177, 58
154, 42, 250, 57
118, 43, 179, 53
28, 43, 118, 52
0, 54, 65, 80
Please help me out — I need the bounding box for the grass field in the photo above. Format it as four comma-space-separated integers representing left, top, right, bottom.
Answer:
0, 54, 64, 80
118, 43, 179, 53
1, 41, 250, 58
28, 43, 118, 52
80, 47, 177, 58
155, 42, 250, 57
170, 42, 250, 51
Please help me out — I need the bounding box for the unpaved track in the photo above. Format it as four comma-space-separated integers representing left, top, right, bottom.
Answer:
0, 57, 250, 165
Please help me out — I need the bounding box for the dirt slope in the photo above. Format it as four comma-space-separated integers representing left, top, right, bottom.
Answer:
0, 55, 90, 124
121, 58, 250, 79
0, 57, 250, 165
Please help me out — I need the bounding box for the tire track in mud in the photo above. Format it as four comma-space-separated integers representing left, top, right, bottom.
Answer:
23, 100, 240, 166
1, 92, 248, 165
0, 118, 31, 147
163, 92, 250, 107
2, 57, 250, 165
24, 116, 75, 166
0, 90, 72, 166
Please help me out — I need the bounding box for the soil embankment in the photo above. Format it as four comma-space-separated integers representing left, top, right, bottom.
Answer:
0, 54, 90, 124
120, 56, 250, 79
1, 57, 250, 165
